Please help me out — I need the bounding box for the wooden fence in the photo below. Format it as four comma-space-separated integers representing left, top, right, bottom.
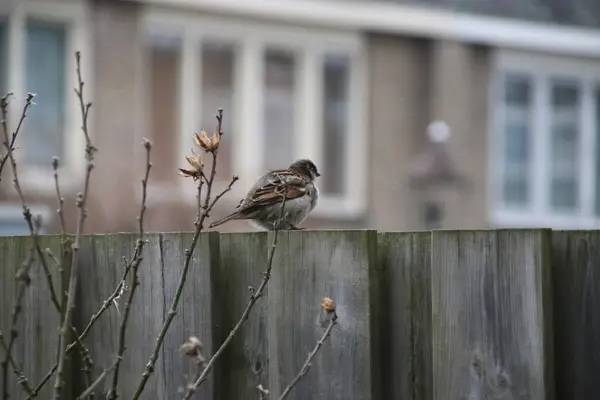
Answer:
1, 229, 599, 399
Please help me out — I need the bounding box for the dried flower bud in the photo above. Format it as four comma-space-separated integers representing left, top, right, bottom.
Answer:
180, 336, 206, 366
178, 153, 204, 181
52, 156, 59, 170
142, 137, 152, 149
15, 268, 31, 286
194, 129, 213, 152
211, 129, 220, 150
320, 297, 336, 313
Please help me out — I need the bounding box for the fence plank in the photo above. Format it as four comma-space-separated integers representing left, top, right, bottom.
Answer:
0, 234, 66, 399
267, 230, 379, 400
213, 231, 270, 400
430, 229, 554, 400
76, 233, 166, 399
160, 231, 219, 399
77, 232, 220, 399
378, 231, 432, 400
552, 231, 600, 399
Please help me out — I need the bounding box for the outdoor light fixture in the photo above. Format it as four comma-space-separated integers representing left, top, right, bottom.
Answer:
409, 120, 466, 229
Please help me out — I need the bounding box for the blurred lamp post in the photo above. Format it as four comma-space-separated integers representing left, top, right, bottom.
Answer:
409, 121, 466, 229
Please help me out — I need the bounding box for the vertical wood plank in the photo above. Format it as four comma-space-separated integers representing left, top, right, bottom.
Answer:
0, 234, 65, 399
267, 230, 378, 400
378, 231, 432, 400
76, 233, 166, 399
160, 231, 219, 399
552, 231, 600, 399
212, 231, 269, 400
430, 229, 554, 400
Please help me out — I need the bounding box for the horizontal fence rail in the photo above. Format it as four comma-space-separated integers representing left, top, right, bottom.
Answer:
0, 229, 598, 399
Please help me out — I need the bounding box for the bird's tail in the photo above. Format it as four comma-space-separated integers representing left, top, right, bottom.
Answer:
208, 211, 243, 229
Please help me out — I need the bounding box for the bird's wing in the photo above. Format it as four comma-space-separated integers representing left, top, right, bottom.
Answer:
240, 170, 308, 213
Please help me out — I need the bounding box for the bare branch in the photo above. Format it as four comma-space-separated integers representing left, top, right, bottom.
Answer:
131, 108, 235, 399
52, 157, 67, 238
53, 50, 96, 400
106, 138, 152, 400
0, 92, 63, 400
0, 333, 34, 396
75, 361, 117, 400
183, 194, 289, 398
278, 300, 338, 400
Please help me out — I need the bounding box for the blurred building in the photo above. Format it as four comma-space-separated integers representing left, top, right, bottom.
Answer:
1, 0, 600, 233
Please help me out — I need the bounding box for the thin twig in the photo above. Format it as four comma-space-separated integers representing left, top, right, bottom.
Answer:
1, 93, 61, 400
183, 195, 288, 399
53, 51, 96, 400
131, 109, 234, 400
75, 361, 117, 400
0, 333, 34, 396
52, 157, 67, 239
278, 310, 338, 400
0, 93, 61, 315
28, 248, 138, 396
105, 139, 152, 400
0, 92, 29, 181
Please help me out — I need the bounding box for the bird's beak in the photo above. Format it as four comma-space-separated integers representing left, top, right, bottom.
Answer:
316, 172, 321, 177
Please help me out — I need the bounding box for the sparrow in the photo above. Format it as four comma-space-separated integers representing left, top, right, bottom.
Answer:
208, 159, 321, 230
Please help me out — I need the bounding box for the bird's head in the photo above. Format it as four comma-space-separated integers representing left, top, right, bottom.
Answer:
289, 159, 321, 181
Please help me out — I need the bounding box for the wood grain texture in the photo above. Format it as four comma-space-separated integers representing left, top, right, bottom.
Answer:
430, 229, 554, 400
213, 231, 269, 400
76, 232, 219, 399
0, 234, 66, 399
552, 231, 600, 399
378, 232, 432, 400
158, 231, 219, 399
267, 230, 378, 400
76, 233, 166, 399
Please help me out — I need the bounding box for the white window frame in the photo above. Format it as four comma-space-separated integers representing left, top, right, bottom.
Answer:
489, 49, 600, 229
0, 1, 93, 194
139, 8, 368, 219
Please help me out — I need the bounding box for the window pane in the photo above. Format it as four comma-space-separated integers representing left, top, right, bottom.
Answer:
549, 79, 580, 211
595, 88, 600, 216
200, 41, 235, 178
0, 19, 7, 96
263, 49, 295, 171
146, 34, 181, 182
501, 74, 532, 206
24, 20, 67, 167
321, 54, 349, 196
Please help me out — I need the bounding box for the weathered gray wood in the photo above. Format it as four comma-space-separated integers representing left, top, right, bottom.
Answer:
378, 231, 432, 400
160, 231, 219, 399
552, 231, 600, 399
76, 233, 167, 399
77, 232, 219, 399
0, 234, 66, 399
430, 229, 554, 400
213, 231, 270, 400
267, 230, 378, 400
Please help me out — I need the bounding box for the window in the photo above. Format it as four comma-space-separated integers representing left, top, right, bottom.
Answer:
0, 19, 7, 96
24, 20, 67, 166
142, 11, 367, 217
0, 2, 90, 193
492, 52, 600, 228
145, 32, 181, 183
200, 41, 236, 179
0, 204, 49, 236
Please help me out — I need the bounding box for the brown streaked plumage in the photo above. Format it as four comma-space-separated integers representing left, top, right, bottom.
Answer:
209, 159, 321, 230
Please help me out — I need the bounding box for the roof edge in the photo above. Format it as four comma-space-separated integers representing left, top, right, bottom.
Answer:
127, 0, 600, 57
